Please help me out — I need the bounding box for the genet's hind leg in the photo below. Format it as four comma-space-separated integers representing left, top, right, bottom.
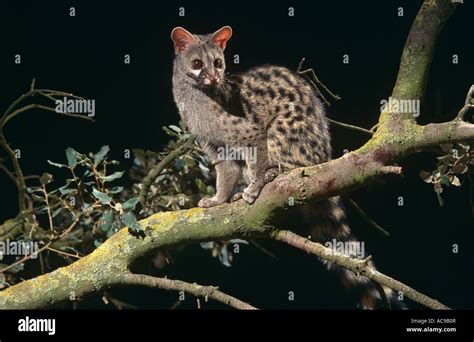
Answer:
264, 166, 280, 183
241, 139, 270, 204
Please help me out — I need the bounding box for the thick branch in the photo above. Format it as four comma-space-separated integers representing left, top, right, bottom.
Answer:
392, 0, 456, 101
378, 0, 456, 130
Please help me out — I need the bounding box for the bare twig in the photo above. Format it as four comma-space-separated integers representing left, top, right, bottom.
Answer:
297, 57, 342, 106
0, 133, 27, 211
327, 118, 374, 136
0, 81, 94, 212
272, 230, 450, 310
345, 197, 390, 236
0, 215, 81, 274
41, 184, 54, 231
296, 59, 373, 136
47, 247, 82, 259
250, 239, 278, 260
0, 163, 18, 186
123, 273, 257, 310
103, 291, 138, 310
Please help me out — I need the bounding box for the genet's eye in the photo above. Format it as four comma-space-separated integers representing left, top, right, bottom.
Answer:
214, 58, 223, 69
192, 59, 203, 70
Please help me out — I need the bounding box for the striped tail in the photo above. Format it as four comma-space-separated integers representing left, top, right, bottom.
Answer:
307, 196, 405, 309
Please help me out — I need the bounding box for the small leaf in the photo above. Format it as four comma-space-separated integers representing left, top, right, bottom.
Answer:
47, 160, 67, 168
122, 197, 140, 210
436, 191, 445, 207
98, 210, 114, 232
452, 162, 468, 174
26, 187, 43, 194
438, 164, 448, 175
198, 161, 210, 172
175, 159, 185, 170
229, 239, 249, 245
40, 173, 53, 185
419, 170, 432, 183
162, 126, 178, 136
219, 245, 232, 267
121, 212, 142, 232
65, 147, 77, 168
52, 207, 63, 218
439, 175, 450, 186
59, 185, 76, 195
168, 125, 182, 133
31, 194, 45, 201
195, 179, 207, 194
451, 176, 461, 187
109, 186, 124, 194
94, 145, 110, 166
206, 185, 215, 195
440, 144, 453, 154
200, 242, 214, 250
184, 157, 196, 168
100, 171, 124, 182
92, 187, 112, 204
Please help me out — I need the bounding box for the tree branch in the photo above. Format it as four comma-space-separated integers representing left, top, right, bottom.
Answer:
123, 274, 257, 310
271, 230, 449, 310
345, 197, 390, 236
327, 118, 374, 136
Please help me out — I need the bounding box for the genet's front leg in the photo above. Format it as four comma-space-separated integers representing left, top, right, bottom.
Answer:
198, 159, 241, 208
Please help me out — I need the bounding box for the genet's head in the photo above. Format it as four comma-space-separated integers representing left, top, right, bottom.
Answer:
171, 26, 232, 87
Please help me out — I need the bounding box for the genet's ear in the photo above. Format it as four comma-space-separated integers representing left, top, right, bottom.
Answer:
171, 27, 195, 53
211, 26, 232, 50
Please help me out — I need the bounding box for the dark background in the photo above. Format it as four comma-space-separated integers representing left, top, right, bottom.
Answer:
0, 0, 472, 309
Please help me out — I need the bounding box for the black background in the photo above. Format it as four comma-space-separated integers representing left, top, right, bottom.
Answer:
0, 0, 472, 309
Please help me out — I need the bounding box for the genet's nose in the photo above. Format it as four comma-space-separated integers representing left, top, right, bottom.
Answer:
199, 70, 220, 85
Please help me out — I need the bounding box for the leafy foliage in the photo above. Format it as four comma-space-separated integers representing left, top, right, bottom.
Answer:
129, 122, 217, 216
0, 123, 247, 290
419, 143, 473, 206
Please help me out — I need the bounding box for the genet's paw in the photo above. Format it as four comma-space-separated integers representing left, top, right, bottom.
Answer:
198, 196, 224, 208
242, 182, 264, 204
231, 192, 243, 202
